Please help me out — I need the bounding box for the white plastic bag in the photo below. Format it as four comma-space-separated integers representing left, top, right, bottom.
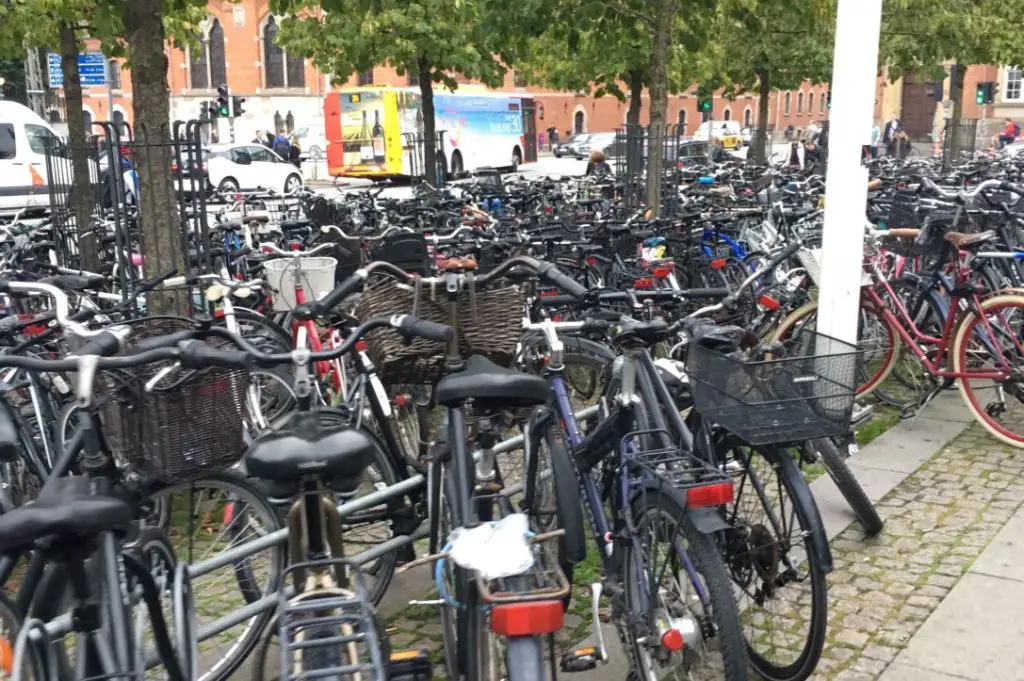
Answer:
447, 513, 534, 581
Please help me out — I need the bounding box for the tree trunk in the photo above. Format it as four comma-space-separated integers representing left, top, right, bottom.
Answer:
626, 68, 643, 127
59, 24, 98, 271
417, 56, 439, 186
644, 0, 675, 216
123, 0, 186, 315
946, 62, 965, 168
754, 69, 771, 165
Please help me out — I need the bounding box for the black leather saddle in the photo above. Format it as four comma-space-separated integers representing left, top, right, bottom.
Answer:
612, 320, 672, 348
42, 273, 107, 291
436, 355, 552, 408
0, 477, 133, 555
245, 412, 379, 494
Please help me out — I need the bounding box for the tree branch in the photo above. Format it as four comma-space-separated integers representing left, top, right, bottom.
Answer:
602, 0, 655, 27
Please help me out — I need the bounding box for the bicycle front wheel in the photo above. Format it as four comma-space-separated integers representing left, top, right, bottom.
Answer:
622, 485, 748, 681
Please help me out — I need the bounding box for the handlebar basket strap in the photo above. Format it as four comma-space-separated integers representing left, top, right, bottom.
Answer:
95, 317, 248, 483
355, 276, 525, 386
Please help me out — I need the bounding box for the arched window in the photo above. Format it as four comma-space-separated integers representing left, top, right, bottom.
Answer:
574, 110, 585, 133
783, 91, 791, 115
744, 108, 752, 128
797, 91, 804, 113
262, 16, 306, 90
677, 108, 687, 133
723, 108, 732, 121
821, 91, 828, 113
108, 60, 121, 90
83, 109, 93, 131
189, 18, 226, 90
112, 109, 126, 128
807, 92, 814, 115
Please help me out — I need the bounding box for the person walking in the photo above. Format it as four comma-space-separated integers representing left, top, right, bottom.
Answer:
870, 121, 881, 158
883, 115, 901, 156
288, 134, 302, 168
998, 118, 1020, 149
584, 149, 611, 177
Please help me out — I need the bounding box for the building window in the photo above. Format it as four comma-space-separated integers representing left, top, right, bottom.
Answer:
83, 109, 93, 131
1006, 67, 1023, 101
357, 69, 374, 86
407, 71, 419, 87
723, 108, 731, 121
514, 71, 527, 87
783, 91, 791, 115
263, 16, 305, 89
821, 91, 827, 113
108, 60, 121, 90
677, 108, 686, 133
797, 91, 804, 113
188, 18, 226, 90
744, 108, 752, 127
807, 92, 814, 114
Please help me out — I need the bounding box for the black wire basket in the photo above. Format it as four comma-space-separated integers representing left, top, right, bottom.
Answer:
96, 317, 248, 482
686, 330, 864, 446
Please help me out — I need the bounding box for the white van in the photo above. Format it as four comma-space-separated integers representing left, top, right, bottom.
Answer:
0, 101, 68, 217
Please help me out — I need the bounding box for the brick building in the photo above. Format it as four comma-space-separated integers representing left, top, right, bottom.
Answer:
74, 0, 834, 144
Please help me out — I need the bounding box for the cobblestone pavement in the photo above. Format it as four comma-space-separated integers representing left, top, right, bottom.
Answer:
383, 424, 1024, 681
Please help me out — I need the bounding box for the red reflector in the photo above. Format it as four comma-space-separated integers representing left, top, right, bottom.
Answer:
289, 242, 302, 251
710, 258, 727, 270
355, 340, 368, 352
213, 308, 225, 318
686, 481, 734, 508
586, 256, 597, 267
260, 245, 274, 254
661, 628, 684, 651
634, 277, 653, 289
490, 600, 564, 636
758, 294, 780, 311
544, 206, 553, 214
539, 291, 559, 298
552, 314, 562, 322
652, 267, 672, 279
394, 394, 408, 407
223, 502, 235, 526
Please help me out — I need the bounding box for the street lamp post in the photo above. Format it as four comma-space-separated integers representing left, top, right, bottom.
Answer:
816, 0, 883, 344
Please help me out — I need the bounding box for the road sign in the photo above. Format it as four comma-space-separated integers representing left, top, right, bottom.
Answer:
47, 53, 108, 88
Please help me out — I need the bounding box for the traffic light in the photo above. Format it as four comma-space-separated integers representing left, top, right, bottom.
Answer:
207, 100, 220, 120
976, 81, 997, 105
697, 94, 712, 121
216, 85, 230, 118
199, 101, 209, 121
232, 96, 246, 118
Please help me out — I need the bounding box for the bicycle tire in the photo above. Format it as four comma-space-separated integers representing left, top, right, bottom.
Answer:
623, 486, 748, 681
807, 438, 883, 536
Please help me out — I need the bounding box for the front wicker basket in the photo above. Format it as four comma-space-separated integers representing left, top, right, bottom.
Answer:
355, 278, 525, 386
97, 318, 249, 483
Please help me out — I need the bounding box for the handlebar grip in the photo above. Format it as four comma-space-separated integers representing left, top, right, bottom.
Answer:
312, 274, 365, 315
75, 330, 126, 357
682, 287, 731, 300
179, 340, 254, 370
1000, 181, 1024, 197
395, 316, 455, 343
764, 241, 802, 273
129, 330, 196, 355
537, 262, 588, 299
0, 402, 20, 461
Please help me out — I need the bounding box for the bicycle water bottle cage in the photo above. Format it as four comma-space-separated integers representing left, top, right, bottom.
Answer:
244, 411, 379, 497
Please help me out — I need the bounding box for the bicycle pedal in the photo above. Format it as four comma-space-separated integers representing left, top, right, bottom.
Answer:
387, 648, 432, 681
559, 646, 604, 673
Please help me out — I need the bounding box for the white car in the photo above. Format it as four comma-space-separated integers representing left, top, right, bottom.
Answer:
205, 143, 304, 195
741, 127, 754, 145
294, 126, 328, 160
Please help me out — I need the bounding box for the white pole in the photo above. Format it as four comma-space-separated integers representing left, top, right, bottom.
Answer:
816, 0, 883, 345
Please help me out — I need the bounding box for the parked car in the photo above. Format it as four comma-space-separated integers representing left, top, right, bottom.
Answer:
576, 132, 616, 160
598, 135, 708, 169
553, 133, 591, 159
693, 120, 743, 149
294, 125, 328, 160
0, 101, 98, 216
205, 143, 304, 195
741, 127, 754, 145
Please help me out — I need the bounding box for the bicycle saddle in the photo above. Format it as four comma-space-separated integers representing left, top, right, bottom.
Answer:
0, 477, 133, 555
436, 355, 551, 408
612, 319, 672, 348
42, 273, 107, 291
944, 230, 996, 249
245, 412, 378, 493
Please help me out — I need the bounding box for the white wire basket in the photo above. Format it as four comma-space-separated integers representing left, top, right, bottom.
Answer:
264, 257, 338, 312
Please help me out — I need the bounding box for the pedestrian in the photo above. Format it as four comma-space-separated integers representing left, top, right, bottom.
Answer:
288, 134, 302, 168
584, 149, 611, 177
252, 130, 267, 145
998, 118, 1019, 149
870, 121, 881, 158
788, 141, 802, 170
538, 132, 545, 150
882, 115, 900, 156
547, 127, 557, 150
894, 129, 910, 160
273, 132, 291, 160
784, 124, 795, 141
709, 136, 729, 163
264, 131, 275, 149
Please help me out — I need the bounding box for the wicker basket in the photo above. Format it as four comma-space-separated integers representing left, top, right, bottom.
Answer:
97, 318, 248, 483
355, 278, 525, 385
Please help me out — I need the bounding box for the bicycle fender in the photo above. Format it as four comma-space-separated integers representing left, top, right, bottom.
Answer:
686, 506, 730, 534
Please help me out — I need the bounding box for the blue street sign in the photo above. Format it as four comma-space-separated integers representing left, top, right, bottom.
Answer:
47, 53, 108, 88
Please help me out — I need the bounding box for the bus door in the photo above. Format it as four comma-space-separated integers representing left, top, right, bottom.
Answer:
521, 98, 538, 163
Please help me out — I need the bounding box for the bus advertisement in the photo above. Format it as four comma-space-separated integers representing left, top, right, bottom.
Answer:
324, 87, 536, 179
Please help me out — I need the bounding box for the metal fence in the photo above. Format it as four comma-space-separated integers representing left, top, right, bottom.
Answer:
612, 125, 684, 214
400, 131, 447, 186
942, 118, 978, 166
